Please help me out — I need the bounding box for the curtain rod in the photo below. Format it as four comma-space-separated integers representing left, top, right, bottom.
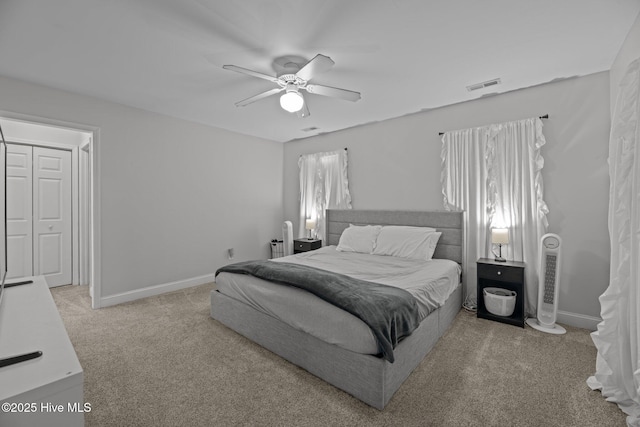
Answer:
299, 148, 347, 158
438, 115, 549, 136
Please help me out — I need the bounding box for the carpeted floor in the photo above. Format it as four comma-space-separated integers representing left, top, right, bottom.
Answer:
51, 283, 624, 427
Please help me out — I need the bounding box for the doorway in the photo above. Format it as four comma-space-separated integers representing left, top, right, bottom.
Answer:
0, 117, 92, 293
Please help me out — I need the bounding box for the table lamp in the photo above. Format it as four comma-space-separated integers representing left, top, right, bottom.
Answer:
491, 228, 509, 262
305, 219, 316, 240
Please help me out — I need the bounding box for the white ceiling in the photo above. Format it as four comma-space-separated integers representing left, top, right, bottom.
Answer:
0, 0, 638, 142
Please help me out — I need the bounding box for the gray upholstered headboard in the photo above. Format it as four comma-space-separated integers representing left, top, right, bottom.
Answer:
326, 209, 465, 265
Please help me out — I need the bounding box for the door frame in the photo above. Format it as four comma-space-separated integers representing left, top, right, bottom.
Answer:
0, 111, 101, 308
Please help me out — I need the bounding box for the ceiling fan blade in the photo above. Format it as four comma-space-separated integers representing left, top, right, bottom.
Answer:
297, 100, 310, 119
305, 84, 361, 102
235, 87, 284, 107
295, 54, 335, 81
223, 65, 280, 84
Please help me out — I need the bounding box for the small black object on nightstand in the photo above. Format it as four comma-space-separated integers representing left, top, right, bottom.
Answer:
293, 238, 322, 254
477, 258, 526, 328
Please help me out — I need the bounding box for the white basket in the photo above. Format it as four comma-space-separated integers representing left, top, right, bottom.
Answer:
483, 287, 516, 317
270, 240, 284, 259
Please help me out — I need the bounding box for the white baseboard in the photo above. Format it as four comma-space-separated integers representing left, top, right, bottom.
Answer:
557, 310, 601, 331
98, 273, 216, 308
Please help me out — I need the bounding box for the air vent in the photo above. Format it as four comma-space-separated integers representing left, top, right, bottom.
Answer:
466, 78, 502, 92
302, 127, 319, 132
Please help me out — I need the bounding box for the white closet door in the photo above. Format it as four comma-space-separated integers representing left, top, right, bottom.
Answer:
33, 147, 72, 287
6, 145, 33, 280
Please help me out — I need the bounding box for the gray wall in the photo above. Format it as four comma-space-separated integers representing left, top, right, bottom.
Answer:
0, 75, 284, 304
283, 72, 611, 322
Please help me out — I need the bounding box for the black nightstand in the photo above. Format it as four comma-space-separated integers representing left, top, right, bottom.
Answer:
477, 258, 526, 328
293, 239, 322, 254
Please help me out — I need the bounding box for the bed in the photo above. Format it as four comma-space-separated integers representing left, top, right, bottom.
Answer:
210, 209, 465, 409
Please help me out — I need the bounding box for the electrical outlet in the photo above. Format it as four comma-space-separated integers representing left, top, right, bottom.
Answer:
227, 248, 234, 259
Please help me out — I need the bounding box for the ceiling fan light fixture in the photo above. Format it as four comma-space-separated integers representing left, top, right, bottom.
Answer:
280, 90, 304, 113
224, 54, 360, 117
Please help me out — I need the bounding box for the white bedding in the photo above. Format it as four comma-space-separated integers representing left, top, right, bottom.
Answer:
215, 246, 461, 355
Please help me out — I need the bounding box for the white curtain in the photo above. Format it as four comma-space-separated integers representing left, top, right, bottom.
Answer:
298, 149, 352, 242
441, 127, 492, 306
441, 117, 548, 314
587, 57, 640, 426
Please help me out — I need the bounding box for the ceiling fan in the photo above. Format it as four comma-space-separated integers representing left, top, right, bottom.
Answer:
223, 54, 361, 118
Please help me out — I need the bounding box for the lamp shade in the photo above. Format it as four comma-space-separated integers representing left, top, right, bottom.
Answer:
305, 219, 316, 230
491, 228, 509, 245
280, 91, 304, 112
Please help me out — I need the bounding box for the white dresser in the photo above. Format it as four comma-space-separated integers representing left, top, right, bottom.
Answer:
0, 276, 84, 427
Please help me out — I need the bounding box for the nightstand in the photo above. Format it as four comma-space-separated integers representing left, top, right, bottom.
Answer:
477, 258, 526, 328
293, 238, 322, 254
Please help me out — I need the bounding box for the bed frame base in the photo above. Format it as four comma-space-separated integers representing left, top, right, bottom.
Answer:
210, 285, 461, 410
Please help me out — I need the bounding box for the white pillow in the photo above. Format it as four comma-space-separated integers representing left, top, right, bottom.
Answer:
372, 226, 441, 260
336, 224, 383, 254
422, 232, 442, 260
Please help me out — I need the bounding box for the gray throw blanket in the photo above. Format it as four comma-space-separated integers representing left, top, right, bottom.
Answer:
215, 260, 420, 363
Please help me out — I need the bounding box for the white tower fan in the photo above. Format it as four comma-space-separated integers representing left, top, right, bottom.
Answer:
282, 221, 294, 256
526, 233, 566, 334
